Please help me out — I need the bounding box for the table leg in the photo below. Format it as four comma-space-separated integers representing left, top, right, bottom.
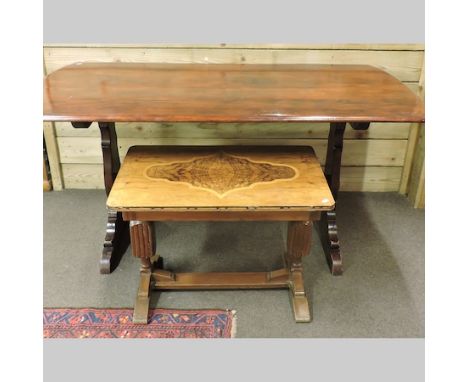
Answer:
98, 122, 129, 274
100, 210, 129, 274
130, 220, 156, 324
286, 221, 313, 322
320, 122, 346, 276
320, 122, 370, 275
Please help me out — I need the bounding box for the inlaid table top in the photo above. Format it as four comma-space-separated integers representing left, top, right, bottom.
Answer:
43, 63, 424, 123
107, 146, 335, 211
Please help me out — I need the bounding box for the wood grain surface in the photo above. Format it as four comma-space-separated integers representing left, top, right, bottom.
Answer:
107, 146, 334, 211
44, 63, 424, 123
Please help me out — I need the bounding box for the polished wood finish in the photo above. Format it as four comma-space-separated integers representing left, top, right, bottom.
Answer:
70, 121, 92, 129
44, 63, 424, 123
121, 146, 330, 323
129, 221, 155, 263
107, 146, 334, 211
320, 209, 341, 275
153, 270, 290, 290
97, 122, 130, 274
98, 122, 120, 196
129, 214, 318, 323
122, 210, 320, 222
100, 210, 129, 274
320, 122, 347, 275
286, 221, 314, 322
129, 215, 319, 324
133, 271, 152, 324
324, 123, 346, 199
43, 62, 424, 276
350, 122, 371, 131
146, 151, 296, 196
129, 221, 155, 324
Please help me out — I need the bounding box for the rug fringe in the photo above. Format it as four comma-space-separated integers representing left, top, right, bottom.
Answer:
229, 309, 237, 338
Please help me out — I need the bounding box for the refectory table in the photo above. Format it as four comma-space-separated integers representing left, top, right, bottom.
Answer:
43, 63, 424, 275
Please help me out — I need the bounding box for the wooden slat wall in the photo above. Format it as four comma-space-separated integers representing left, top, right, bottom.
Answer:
43, 44, 425, 194
407, 62, 425, 208
43, 121, 63, 190
408, 123, 425, 207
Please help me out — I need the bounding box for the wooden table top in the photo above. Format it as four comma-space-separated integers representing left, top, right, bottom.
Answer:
107, 146, 334, 211
43, 63, 424, 123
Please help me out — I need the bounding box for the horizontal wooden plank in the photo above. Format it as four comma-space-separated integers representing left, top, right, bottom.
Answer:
57, 137, 407, 167
339, 166, 403, 192
44, 43, 425, 51
55, 121, 412, 140
44, 47, 423, 82
62, 164, 402, 192
62, 164, 103, 189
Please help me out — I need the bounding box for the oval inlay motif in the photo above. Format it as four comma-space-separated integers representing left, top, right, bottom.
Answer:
145, 151, 296, 196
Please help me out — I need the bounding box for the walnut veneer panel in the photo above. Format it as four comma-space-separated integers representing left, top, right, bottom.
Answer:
107, 146, 334, 211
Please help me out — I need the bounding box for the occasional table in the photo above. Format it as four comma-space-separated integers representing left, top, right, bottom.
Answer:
108, 145, 335, 323
43, 63, 424, 275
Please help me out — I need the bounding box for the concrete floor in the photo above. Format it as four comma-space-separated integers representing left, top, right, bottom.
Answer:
43, 190, 424, 338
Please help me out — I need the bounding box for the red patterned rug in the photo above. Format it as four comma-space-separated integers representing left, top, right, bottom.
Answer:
43, 308, 236, 338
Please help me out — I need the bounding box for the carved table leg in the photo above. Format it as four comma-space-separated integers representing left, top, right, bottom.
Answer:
98, 122, 129, 274
100, 210, 129, 273
320, 210, 341, 275
130, 221, 156, 324
286, 221, 313, 322
320, 122, 346, 276
320, 122, 370, 276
